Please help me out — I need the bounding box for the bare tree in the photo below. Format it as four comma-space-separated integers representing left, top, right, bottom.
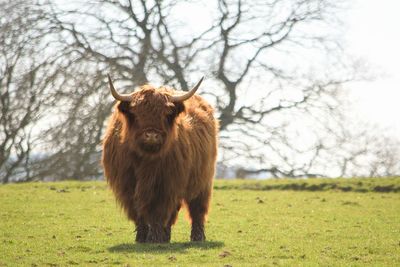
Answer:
33, 0, 354, 178
3, 0, 396, 181
0, 1, 60, 183
333, 123, 400, 178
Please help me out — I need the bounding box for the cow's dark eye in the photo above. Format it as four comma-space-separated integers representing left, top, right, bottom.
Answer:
126, 112, 136, 124
166, 110, 176, 125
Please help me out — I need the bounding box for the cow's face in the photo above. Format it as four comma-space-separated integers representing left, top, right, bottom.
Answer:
117, 87, 184, 155
107, 75, 203, 156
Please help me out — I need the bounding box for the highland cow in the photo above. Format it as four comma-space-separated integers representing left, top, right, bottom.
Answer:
102, 75, 218, 243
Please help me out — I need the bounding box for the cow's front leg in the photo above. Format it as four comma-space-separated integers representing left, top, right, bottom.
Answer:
188, 192, 210, 242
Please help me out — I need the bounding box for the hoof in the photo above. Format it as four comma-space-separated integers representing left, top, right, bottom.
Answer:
191, 224, 205, 242
135, 223, 149, 243
190, 233, 206, 242
146, 224, 170, 243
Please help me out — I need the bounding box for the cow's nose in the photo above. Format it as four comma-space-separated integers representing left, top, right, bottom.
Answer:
144, 131, 161, 143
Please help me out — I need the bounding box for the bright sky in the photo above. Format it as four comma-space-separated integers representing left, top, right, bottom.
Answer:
346, 0, 400, 133
174, 0, 400, 134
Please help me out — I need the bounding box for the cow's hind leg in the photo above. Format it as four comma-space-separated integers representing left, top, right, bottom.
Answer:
188, 191, 210, 242
146, 223, 168, 243
135, 219, 149, 243
164, 204, 181, 242
146, 204, 181, 243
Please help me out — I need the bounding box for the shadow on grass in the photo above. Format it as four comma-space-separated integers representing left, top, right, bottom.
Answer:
108, 240, 224, 254
214, 181, 400, 193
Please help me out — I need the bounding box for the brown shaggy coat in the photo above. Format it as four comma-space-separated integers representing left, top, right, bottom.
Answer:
102, 85, 218, 243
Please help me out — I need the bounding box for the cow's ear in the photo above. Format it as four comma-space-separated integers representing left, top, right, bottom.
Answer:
166, 102, 185, 125
174, 101, 185, 115
118, 101, 130, 113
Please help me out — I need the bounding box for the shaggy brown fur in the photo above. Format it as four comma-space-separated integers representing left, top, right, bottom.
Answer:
102, 85, 218, 243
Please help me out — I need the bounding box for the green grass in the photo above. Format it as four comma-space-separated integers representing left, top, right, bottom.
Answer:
0, 178, 399, 266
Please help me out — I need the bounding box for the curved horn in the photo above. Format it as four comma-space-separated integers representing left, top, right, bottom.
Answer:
170, 77, 204, 102
107, 74, 134, 102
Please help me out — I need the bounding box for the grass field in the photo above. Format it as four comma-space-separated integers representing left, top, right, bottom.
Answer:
0, 178, 399, 266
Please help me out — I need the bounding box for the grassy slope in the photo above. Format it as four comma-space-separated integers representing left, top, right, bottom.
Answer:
0, 178, 399, 266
